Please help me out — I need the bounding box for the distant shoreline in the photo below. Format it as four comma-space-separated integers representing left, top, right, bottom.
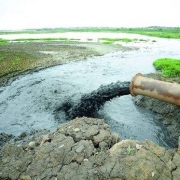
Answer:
0, 27, 180, 39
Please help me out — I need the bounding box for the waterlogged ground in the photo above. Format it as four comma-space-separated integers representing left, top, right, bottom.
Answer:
0, 33, 180, 149
0, 41, 125, 86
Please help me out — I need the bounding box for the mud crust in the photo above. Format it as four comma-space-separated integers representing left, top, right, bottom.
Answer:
0, 117, 180, 180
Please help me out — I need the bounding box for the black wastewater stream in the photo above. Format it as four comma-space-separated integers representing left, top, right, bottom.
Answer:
0, 39, 180, 148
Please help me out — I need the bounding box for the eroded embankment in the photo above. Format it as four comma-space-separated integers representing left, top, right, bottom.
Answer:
133, 73, 180, 145
0, 41, 129, 86
0, 117, 180, 180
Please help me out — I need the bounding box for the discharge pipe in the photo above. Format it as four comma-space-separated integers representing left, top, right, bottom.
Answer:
130, 73, 180, 106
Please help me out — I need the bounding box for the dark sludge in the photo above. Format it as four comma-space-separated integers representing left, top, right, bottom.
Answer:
55, 81, 130, 120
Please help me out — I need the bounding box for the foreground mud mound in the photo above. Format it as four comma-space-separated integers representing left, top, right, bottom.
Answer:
0, 117, 180, 180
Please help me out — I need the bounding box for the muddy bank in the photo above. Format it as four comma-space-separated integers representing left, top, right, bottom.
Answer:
0, 41, 132, 86
0, 117, 180, 180
133, 73, 180, 146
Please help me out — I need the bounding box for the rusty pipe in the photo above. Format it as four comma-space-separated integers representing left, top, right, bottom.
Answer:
130, 73, 180, 106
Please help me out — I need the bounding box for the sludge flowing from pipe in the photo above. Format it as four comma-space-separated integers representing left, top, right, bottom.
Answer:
55, 73, 180, 121
55, 81, 130, 120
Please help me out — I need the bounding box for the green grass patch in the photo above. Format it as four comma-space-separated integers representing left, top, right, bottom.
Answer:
153, 58, 180, 77
99, 38, 121, 42
117, 27, 180, 39
0, 49, 38, 77
119, 38, 134, 43
69, 38, 80, 41
58, 38, 69, 41
0, 38, 8, 45
101, 41, 114, 44
98, 37, 134, 44
87, 38, 93, 41
139, 39, 148, 42
13, 37, 69, 42
12, 57, 22, 65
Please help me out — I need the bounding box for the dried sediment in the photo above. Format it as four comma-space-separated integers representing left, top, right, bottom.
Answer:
1, 117, 180, 180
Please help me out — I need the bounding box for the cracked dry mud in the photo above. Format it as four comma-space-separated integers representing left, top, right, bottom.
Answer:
0, 117, 180, 180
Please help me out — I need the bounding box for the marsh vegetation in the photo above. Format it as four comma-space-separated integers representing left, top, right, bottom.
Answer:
98, 37, 134, 44
153, 58, 180, 77
0, 41, 128, 85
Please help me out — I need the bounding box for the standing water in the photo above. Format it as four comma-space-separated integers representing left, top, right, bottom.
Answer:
0, 37, 180, 148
